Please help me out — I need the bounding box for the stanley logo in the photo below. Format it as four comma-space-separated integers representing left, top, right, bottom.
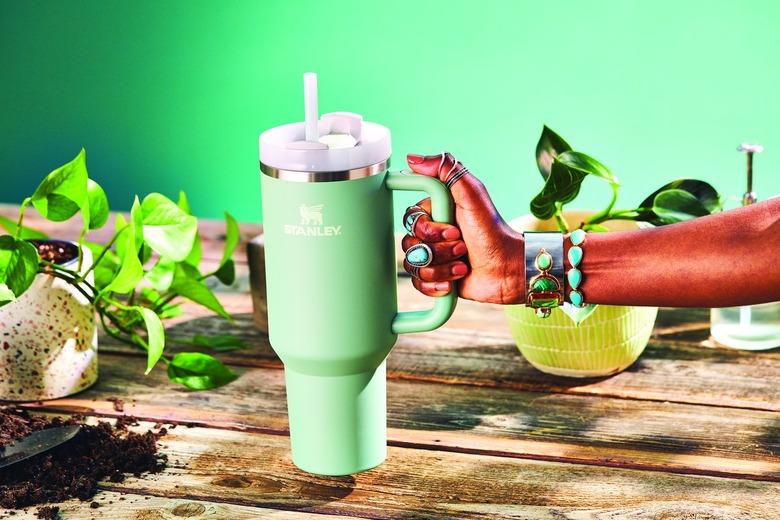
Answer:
284, 204, 342, 237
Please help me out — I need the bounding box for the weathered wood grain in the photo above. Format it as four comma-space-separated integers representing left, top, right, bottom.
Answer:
1, 492, 344, 520
96, 280, 780, 413
19, 353, 780, 482
5, 204, 780, 518
97, 423, 780, 519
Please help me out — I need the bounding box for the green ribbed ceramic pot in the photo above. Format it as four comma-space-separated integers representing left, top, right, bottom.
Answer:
505, 211, 658, 378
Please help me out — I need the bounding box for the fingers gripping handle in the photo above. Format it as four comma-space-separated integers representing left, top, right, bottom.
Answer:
386, 172, 458, 334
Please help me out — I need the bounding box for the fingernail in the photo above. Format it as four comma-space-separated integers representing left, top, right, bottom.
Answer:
443, 227, 460, 240
407, 153, 425, 165
452, 263, 468, 276
452, 243, 467, 256
435, 282, 450, 291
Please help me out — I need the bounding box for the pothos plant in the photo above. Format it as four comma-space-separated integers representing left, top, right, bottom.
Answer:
531, 126, 722, 321
0, 149, 243, 390
532, 125, 722, 231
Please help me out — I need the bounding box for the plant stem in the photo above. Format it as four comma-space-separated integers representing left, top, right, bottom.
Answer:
610, 207, 649, 217
41, 270, 96, 302
15, 198, 31, 240
76, 226, 125, 283
153, 293, 178, 313
76, 228, 87, 271
39, 260, 99, 297
584, 183, 619, 228
552, 202, 569, 233
97, 299, 139, 336
40, 266, 149, 356
598, 214, 649, 222
99, 311, 132, 344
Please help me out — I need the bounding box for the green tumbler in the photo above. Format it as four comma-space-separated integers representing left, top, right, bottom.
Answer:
259, 110, 457, 475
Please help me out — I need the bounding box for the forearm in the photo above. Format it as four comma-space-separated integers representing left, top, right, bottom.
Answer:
513, 199, 780, 307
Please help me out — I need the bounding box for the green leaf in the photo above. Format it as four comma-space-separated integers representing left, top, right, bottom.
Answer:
0, 215, 48, 240
210, 212, 238, 284
114, 214, 130, 259
105, 219, 143, 294
171, 263, 230, 319
530, 161, 587, 220
159, 304, 182, 319
105, 249, 143, 293
145, 258, 176, 292
141, 193, 198, 262
131, 196, 145, 254
140, 286, 162, 304
84, 241, 120, 290
140, 243, 153, 264
85, 179, 110, 230
651, 189, 711, 224
138, 287, 181, 318
176, 191, 192, 214
636, 179, 721, 225
213, 259, 235, 286
167, 352, 238, 390
0, 236, 39, 306
191, 334, 248, 352
139, 308, 165, 374
177, 192, 202, 267
556, 151, 619, 185
0, 283, 15, 305
535, 125, 572, 179
183, 235, 202, 267
115, 199, 144, 261
220, 212, 239, 267
31, 148, 88, 222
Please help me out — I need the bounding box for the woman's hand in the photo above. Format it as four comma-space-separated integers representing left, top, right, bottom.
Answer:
401, 152, 525, 304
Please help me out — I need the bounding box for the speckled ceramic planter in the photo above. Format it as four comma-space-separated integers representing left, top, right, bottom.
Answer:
505, 211, 659, 378
0, 240, 98, 400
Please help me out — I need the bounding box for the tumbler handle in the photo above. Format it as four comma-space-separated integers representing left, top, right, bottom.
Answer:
386, 171, 458, 334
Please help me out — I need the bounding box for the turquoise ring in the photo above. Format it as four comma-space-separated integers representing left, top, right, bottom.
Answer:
406, 243, 433, 268
404, 206, 428, 237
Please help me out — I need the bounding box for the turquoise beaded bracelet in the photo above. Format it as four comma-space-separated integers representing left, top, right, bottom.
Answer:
567, 229, 586, 307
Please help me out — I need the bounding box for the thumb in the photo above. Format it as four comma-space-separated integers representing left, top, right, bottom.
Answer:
406, 152, 492, 213
406, 152, 448, 179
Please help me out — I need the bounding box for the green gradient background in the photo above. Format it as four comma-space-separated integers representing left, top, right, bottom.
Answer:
1, 1, 778, 225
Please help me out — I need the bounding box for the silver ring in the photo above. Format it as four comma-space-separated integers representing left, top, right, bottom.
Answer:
445, 166, 469, 189
404, 208, 428, 236
405, 243, 433, 268
408, 265, 421, 279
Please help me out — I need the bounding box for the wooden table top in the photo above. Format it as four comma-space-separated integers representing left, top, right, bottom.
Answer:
1, 204, 779, 519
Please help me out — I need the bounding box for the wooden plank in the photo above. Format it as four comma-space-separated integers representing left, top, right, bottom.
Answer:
2, 491, 345, 520
97, 279, 780, 413
79, 422, 780, 518
9, 202, 778, 411
20, 353, 780, 482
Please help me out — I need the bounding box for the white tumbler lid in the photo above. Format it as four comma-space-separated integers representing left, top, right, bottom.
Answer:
259, 73, 391, 172
259, 117, 391, 172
